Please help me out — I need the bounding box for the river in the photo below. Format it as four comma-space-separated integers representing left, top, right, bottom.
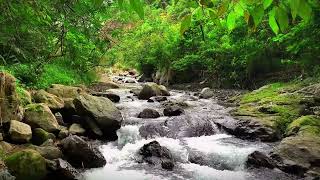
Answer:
84, 84, 295, 180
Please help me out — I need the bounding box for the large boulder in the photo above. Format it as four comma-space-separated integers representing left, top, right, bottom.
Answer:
270, 136, 320, 177
199, 87, 214, 99
24, 104, 60, 132
47, 158, 83, 180
47, 84, 84, 100
0, 72, 22, 123
5, 149, 47, 180
139, 141, 174, 170
32, 90, 64, 110
28, 144, 63, 160
9, 120, 32, 143
139, 114, 216, 139
91, 92, 120, 103
59, 135, 106, 168
246, 151, 275, 169
73, 94, 122, 139
138, 83, 170, 100
138, 109, 160, 119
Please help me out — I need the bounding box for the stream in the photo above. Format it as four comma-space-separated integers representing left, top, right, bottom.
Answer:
84, 83, 296, 180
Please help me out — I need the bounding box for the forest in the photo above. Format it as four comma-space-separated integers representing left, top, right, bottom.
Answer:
0, 0, 320, 180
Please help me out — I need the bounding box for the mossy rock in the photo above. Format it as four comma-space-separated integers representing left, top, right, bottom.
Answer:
286, 115, 320, 136
5, 149, 47, 180
32, 128, 55, 146
16, 87, 32, 106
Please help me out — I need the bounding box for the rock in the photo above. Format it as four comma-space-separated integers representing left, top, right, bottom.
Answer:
137, 74, 153, 82
199, 87, 214, 99
68, 123, 86, 135
138, 83, 170, 100
5, 149, 47, 180
151, 96, 167, 102
24, 103, 60, 132
9, 120, 32, 143
73, 94, 122, 139
54, 112, 65, 125
91, 92, 120, 103
139, 141, 174, 170
124, 78, 136, 83
219, 116, 281, 142
0, 72, 22, 123
140, 115, 216, 139
130, 88, 142, 96
89, 82, 120, 92
0, 141, 13, 153
163, 106, 184, 116
59, 135, 106, 168
0, 169, 15, 180
47, 158, 82, 180
58, 127, 69, 139
32, 128, 55, 146
17, 88, 32, 106
147, 99, 154, 103
138, 109, 160, 119
286, 115, 320, 136
246, 151, 275, 169
47, 84, 84, 100
0, 133, 3, 141
33, 90, 64, 110
270, 136, 320, 177
28, 144, 62, 160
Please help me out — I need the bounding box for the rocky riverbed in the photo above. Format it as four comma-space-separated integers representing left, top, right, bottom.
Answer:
0, 71, 319, 180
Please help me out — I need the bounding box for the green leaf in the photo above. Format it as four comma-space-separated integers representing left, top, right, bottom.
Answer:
275, 6, 289, 32
180, 14, 192, 35
298, 0, 312, 21
93, 0, 104, 8
227, 11, 236, 31
251, 5, 264, 27
289, 0, 300, 20
193, 7, 203, 21
263, 0, 273, 9
129, 0, 144, 19
269, 8, 279, 34
118, 0, 124, 9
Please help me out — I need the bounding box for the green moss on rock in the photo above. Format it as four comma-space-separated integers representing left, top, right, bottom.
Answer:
286, 115, 320, 136
32, 128, 55, 145
5, 149, 47, 180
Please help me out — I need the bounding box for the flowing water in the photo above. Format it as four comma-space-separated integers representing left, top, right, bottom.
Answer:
84, 84, 295, 180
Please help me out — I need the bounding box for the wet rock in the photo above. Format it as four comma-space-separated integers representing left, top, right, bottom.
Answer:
32, 90, 64, 110
68, 123, 86, 135
59, 135, 106, 168
246, 151, 275, 169
138, 83, 170, 100
220, 116, 281, 142
0, 72, 22, 123
137, 74, 153, 83
73, 94, 122, 139
150, 96, 167, 102
24, 103, 60, 132
199, 87, 214, 99
270, 136, 320, 177
89, 82, 120, 92
130, 88, 142, 96
91, 92, 120, 103
32, 128, 55, 145
5, 149, 47, 180
163, 106, 184, 116
140, 115, 216, 138
124, 78, 136, 83
138, 109, 160, 119
9, 120, 32, 143
139, 141, 174, 170
147, 99, 154, 103
47, 158, 82, 180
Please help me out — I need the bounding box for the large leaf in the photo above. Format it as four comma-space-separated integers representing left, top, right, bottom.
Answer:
298, 0, 312, 21
269, 8, 279, 34
275, 6, 289, 32
227, 11, 236, 31
289, 0, 300, 20
263, 0, 273, 9
180, 14, 192, 35
251, 5, 264, 27
129, 0, 144, 19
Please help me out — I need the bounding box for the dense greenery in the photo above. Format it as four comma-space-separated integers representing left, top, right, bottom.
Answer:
1, 0, 320, 88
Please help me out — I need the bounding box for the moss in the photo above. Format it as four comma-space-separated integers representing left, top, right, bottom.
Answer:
32, 128, 55, 146
4, 149, 47, 180
16, 86, 32, 106
25, 103, 45, 113
286, 115, 320, 136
